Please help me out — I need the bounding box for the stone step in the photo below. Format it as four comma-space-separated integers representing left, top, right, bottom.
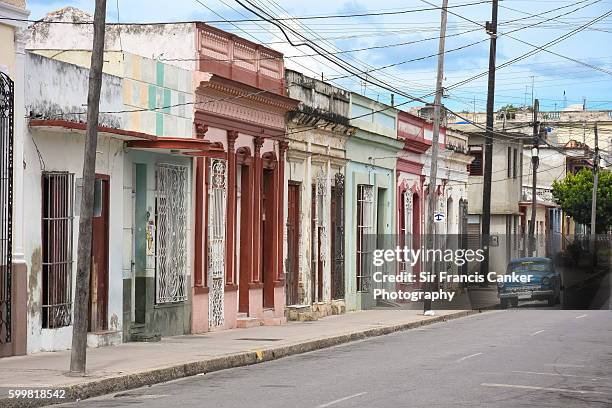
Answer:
296, 311, 318, 322
263, 316, 286, 326
236, 317, 263, 329
130, 331, 161, 342
237, 312, 248, 319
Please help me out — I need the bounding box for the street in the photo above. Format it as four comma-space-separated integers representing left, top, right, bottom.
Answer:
61, 309, 612, 408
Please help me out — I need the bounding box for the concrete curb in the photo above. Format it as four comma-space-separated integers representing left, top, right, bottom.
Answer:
1, 309, 491, 407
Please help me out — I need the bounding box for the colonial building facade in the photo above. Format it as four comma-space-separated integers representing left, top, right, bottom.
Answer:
25, 7, 298, 350
345, 94, 403, 311
0, 0, 29, 358
283, 70, 353, 319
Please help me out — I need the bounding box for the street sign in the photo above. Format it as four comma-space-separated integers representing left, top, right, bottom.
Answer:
433, 212, 445, 223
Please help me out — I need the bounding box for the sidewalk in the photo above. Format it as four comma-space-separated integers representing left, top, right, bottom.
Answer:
0, 308, 487, 407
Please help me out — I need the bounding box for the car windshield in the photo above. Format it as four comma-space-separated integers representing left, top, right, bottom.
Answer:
508, 260, 551, 274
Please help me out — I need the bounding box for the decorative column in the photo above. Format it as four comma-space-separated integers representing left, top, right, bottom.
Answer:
276, 141, 289, 282
251, 137, 264, 283
11, 28, 25, 261
225, 131, 238, 286
194, 123, 208, 287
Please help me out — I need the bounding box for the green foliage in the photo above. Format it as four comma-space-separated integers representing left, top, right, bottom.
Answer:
552, 168, 612, 233
499, 104, 518, 112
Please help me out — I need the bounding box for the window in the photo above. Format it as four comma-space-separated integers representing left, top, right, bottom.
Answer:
467, 214, 481, 250
155, 163, 188, 304
356, 185, 374, 292
468, 145, 483, 176
513, 148, 518, 179
507, 146, 512, 178
399, 190, 413, 274
41, 172, 74, 329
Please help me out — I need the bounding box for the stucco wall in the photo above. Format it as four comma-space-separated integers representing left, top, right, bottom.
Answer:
23, 130, 125, 353
0, 23, 15, 76
29, 50, 195, 138
343, 161, 395, 311
2, 0, 26, 8
467, 134, 522, 215
27, 7, 197, 72
350, 93, 397, 139
122, 150, 193, 339
25, 52, 123, 128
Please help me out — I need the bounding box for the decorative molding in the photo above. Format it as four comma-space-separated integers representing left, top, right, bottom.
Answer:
254, 136, 264, 154
195, 123, 209, 139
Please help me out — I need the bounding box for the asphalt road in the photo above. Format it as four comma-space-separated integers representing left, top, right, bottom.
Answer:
60, 309, 612, 408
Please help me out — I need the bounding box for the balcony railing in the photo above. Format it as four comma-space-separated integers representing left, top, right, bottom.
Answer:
197, 24, 285, 95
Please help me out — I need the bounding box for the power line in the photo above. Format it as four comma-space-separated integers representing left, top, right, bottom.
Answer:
3, 0, 495, 25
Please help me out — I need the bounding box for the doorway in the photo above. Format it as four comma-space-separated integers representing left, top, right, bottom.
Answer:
89, 175, 109, 332
261, 168, 275, 308
286, 183, 300, 306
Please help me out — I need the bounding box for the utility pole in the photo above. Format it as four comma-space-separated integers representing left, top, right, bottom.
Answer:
480, 0, 498, 281
529, 99, 539, 257
424, 0, 448, 314
591, 123, 599, 251
69, 0, 107, 375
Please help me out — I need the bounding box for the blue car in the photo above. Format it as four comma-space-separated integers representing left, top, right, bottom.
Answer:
498, 257, 562, 308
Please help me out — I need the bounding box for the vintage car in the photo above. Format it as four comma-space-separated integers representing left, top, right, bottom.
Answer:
498, 257, 562, 308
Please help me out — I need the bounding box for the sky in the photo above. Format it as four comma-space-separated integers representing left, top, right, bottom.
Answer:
26, 0, 612, 112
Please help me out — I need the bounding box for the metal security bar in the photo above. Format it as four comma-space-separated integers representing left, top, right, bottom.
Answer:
399, 191, 413, 276
0, 72, 14, 343
208, 158, 227, 328
41, 172, 74, 329
356, 185, 374, 293
331, 173, 345, 300
155, 164, 188, 304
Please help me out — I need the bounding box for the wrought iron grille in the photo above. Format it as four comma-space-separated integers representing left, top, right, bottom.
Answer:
41, 172, 74, 329
155, 164, 188, 304
356, 185, 374, 292
208, 158, 227, 328
311, 171, 326, 303
331, 173, 345, 300
399, 190, 413, 275
0, 72, 13, 343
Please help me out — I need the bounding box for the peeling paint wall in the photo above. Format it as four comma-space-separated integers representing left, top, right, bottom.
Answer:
2, 0, 26, 9
23, 130, 125, 353
285, 71, 351, 306
29, 50, 195, 138
25, 52, 123, 128
23, 52, 125, 353
27, 8, 197, 72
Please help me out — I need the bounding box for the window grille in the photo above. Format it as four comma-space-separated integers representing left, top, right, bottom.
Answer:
356, 185, 374, 292
0, 71, 14, 342
41, 172, 74, 329
208, 158, 227, 328
155, 164, 188, 304
468, 145, 483, 176
399, 190, 413, 275
331, 173, 345, 300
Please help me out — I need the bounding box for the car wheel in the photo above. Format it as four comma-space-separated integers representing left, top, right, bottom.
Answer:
500, 298, 509, 309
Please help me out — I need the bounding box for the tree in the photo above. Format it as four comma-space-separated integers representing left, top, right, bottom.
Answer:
552, 168, 612, 233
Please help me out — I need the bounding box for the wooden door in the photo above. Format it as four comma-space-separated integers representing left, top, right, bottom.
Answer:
262, 168, 275, 308
286, 183, 300, 306
89, 175, 109, 332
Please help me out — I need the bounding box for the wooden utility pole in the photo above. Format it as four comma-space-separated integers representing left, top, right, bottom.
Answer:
69, 0, 107, 375
529, 99, 539, 256
480, 0, 498, 280
591, 123, 599, 236
424, 0, 448, 314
